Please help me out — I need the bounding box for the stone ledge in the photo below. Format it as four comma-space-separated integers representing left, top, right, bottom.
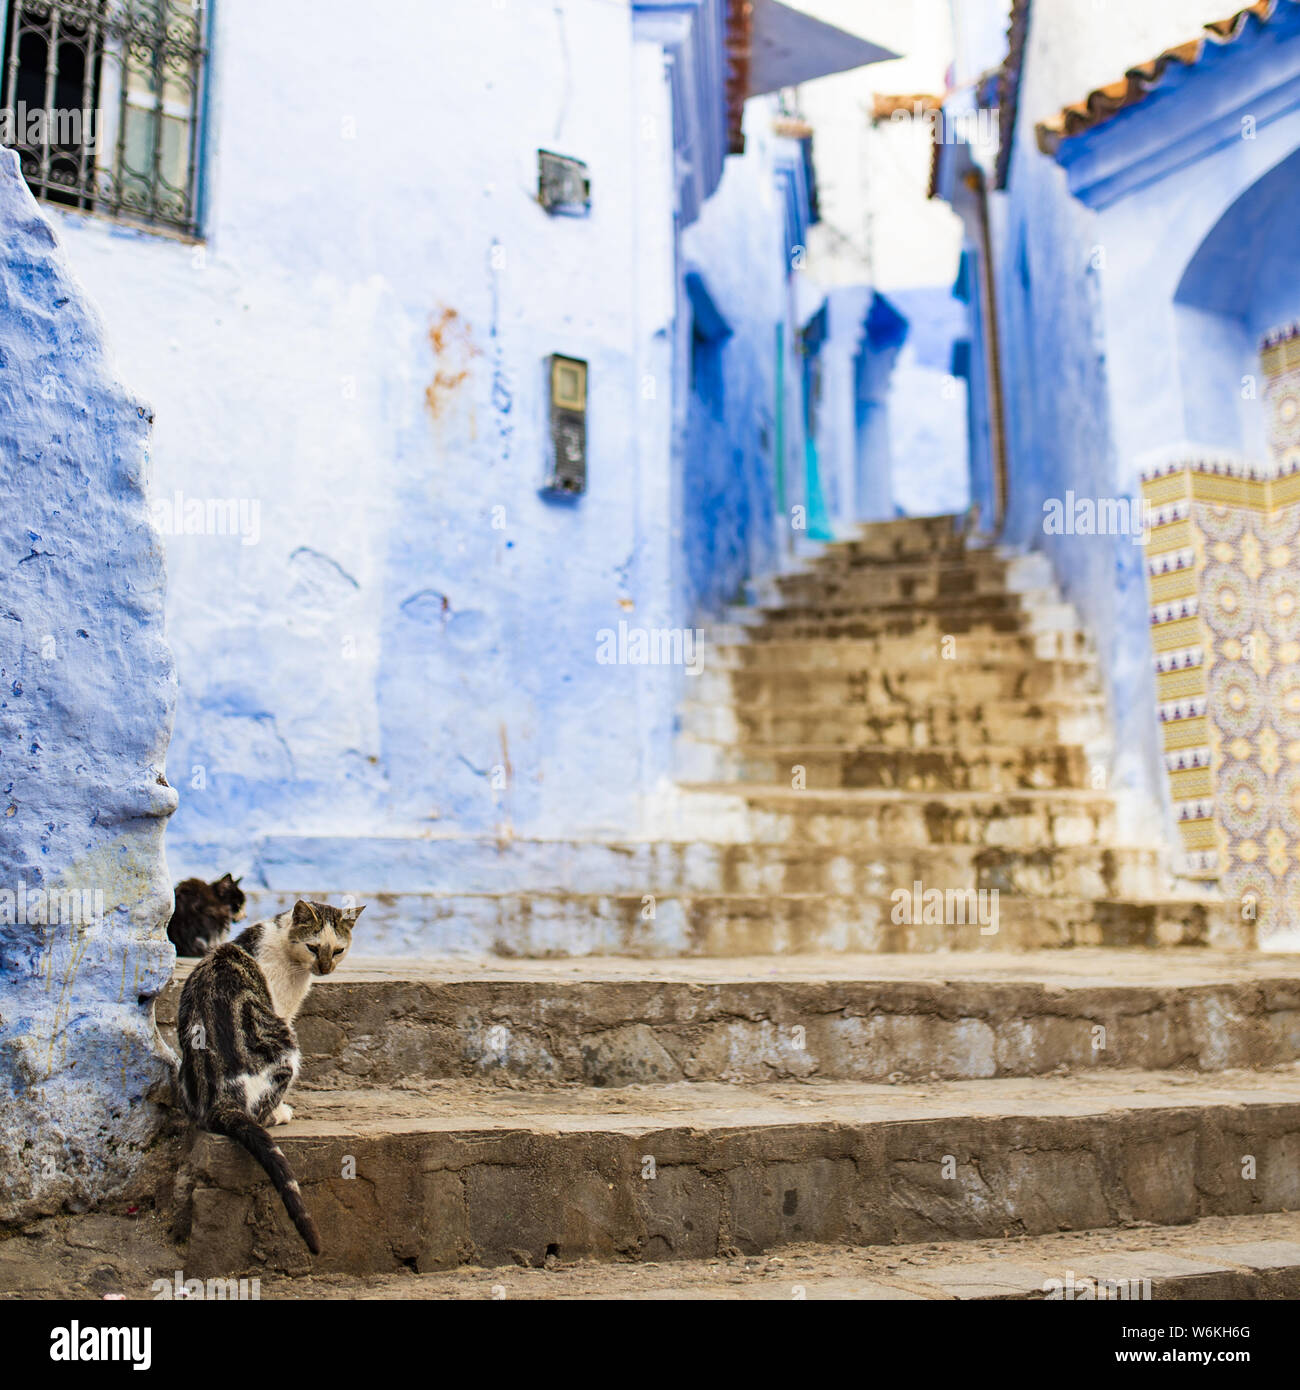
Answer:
172, 1068, 1300, 1275
157, 957, 1300, 1087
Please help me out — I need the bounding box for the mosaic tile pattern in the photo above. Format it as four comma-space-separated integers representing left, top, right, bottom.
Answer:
1141, 324, 1300, 939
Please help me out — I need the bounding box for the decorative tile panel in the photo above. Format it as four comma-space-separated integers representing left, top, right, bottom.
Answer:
1140, 323, 1300, 940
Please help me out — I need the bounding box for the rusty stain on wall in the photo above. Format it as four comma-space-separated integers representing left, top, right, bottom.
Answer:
426, 306, 480, 418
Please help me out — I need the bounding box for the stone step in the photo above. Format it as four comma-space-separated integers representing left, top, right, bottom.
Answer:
694, 659, 1102, 707
706, 632, 1095, 667
840, 510, 963, 535
251, 833, 1174, 900
802, 547, 1051, 585
762, 569, 1027, 609
678, 697, 1107, 748
242, 1212, 1300, 1299
763, 561, 1054, 609
718, 591, 1029, 620
218, 887, 1245, 956
679, 785, 1122, 847
725, 594, 1073, 635
829, 514, 966, 562
173, 1066, 1300, 1275
737, 611, 1081, 643
676, 740, 1091, 792
157, 951, 1300, 1091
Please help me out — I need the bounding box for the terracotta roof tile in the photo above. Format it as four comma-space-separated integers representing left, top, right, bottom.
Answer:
871, 92, 943, 120
1036, 0, 1290, 156
726, 0, 754, 156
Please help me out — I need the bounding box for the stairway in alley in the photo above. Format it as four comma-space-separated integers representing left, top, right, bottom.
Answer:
154, 516, 1300, 1298
665, 511, 1245, 953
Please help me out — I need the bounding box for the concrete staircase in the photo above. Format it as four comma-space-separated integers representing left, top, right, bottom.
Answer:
148, 517, 1300, 1298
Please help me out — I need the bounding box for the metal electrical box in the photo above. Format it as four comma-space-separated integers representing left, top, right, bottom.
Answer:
543, 354, 588, 496
538, 150, 591, 216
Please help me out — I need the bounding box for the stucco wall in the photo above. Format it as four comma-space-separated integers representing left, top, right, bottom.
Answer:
0, 148, 176, 1222
1098, 106, 1300, 469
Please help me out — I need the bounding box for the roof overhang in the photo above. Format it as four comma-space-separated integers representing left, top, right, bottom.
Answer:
1037, 0, 1299, 155
1041, 0, 1300, 209
747, 0, 897, 95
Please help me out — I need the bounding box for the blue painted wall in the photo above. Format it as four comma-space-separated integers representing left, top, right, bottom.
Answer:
959, 0, 1300, 836
4, 0, 835, 935
1175, 145, 1300, 458
19, 2, 685, 882
0, 148, 176, 1219
952, 246, 998, 530
678, 117, 793, 620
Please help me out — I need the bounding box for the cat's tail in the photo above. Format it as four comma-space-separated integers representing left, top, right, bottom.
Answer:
208, 1106, 321, 1254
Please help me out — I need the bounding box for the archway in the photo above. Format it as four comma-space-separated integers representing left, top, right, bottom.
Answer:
1174, 146, 1300, 458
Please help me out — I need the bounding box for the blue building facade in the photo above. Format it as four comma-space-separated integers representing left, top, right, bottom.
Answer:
934, 0, 1300, 938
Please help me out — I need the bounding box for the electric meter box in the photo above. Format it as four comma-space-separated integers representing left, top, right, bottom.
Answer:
542, 354, 588, 496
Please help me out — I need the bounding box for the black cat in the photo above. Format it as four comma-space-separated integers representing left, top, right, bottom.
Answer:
167, 873, 246, 956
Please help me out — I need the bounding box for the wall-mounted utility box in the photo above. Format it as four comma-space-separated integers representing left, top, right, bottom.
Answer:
542, 354, 588, 496
538, 150, 591, 216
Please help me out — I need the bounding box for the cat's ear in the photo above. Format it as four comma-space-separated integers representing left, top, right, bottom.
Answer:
217, 873, 234, 885
232, 876, 243, 886
342, 904, 365, 927
292, 900, 320, 927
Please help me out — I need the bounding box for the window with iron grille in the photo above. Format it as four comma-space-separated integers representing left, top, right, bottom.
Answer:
2, 1, 208, 237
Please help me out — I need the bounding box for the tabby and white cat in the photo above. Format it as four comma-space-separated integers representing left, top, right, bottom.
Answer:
176, 899, 364, 1254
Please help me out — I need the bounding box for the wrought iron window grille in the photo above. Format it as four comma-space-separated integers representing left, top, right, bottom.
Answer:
2, 0, 208, 237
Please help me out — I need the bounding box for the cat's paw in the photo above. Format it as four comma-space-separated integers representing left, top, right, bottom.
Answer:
269, 1103, 294, 1126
